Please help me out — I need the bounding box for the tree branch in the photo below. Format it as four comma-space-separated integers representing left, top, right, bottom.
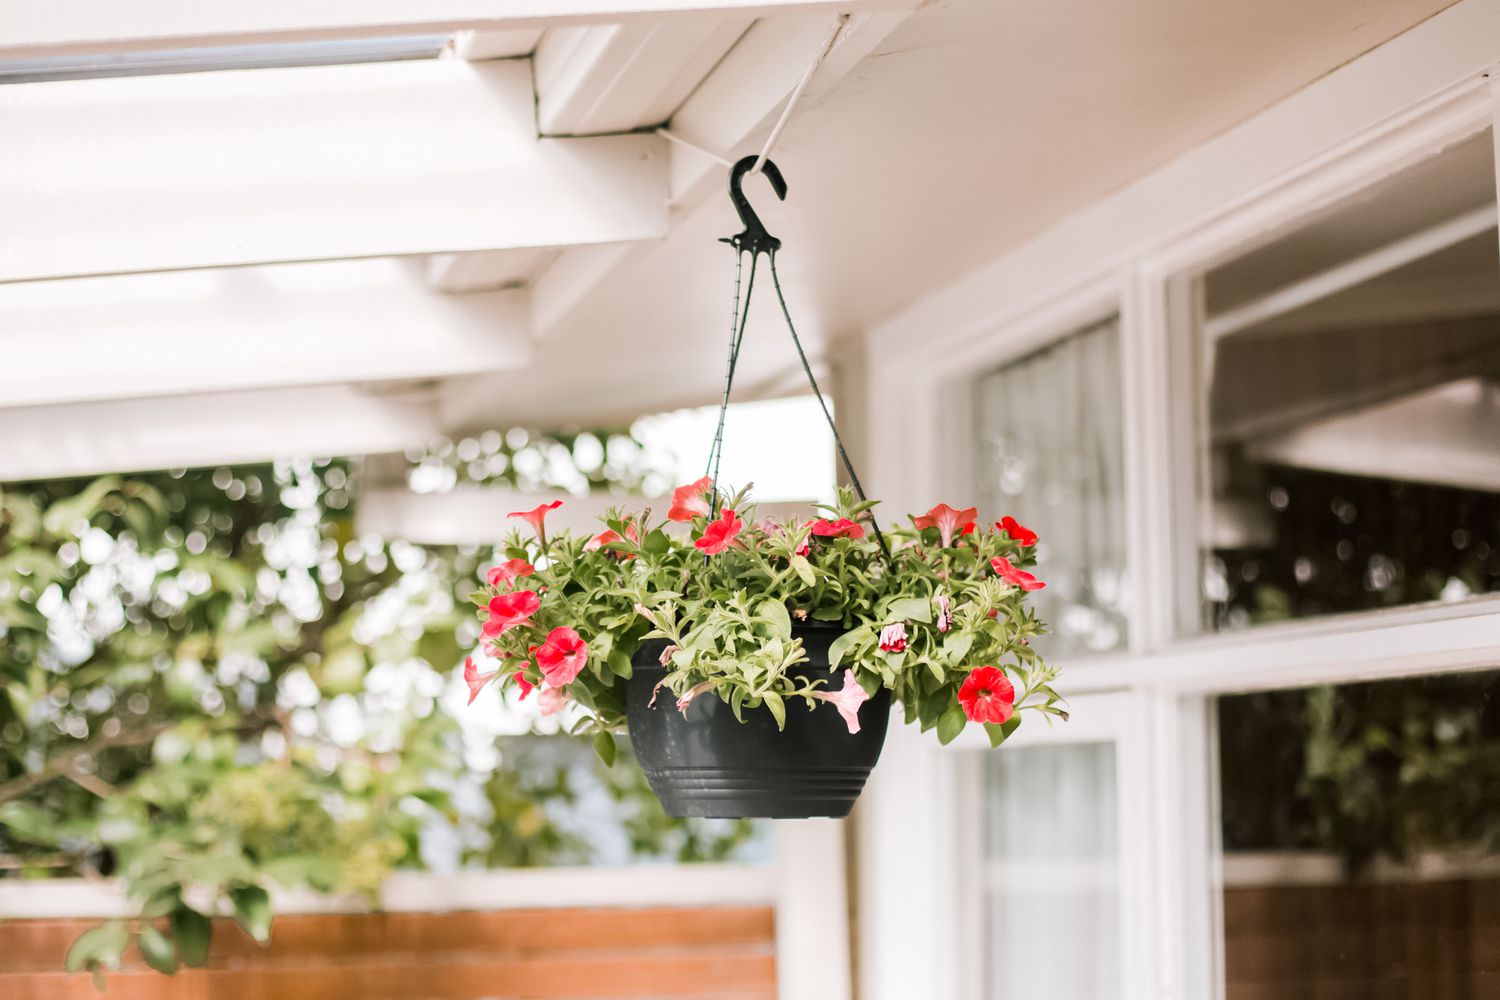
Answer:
0, 722, 170, 805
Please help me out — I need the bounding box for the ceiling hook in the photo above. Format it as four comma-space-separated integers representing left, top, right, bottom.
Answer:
720, 155, 787, 257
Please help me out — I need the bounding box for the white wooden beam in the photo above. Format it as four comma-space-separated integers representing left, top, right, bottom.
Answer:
0, 259, 530, 408
0, 2, 908, 59
1204, 202, 1499, 339
449, 29, 542, 60
0, 386, 438, 482
534, 16, 750, 135
0, 59, 667, 282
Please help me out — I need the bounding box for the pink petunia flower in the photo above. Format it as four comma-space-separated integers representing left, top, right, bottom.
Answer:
878, 622, 909, 653
935, 594, 954, 633
913, 503, 979, 549
483, 589, 541, 637
513, 670, 534, 701
990, 556, 1046, 592
996, 516, 1038, 547
809, 518, 865, 540
695, 508, 743, 555
463, 656, 499, 706
533, 627, 588, 688
538, 686, 569, 717
508, 500, 563, 545
486, 558, 535, 589
667, 476, 714, 522
815, 669, 872, 734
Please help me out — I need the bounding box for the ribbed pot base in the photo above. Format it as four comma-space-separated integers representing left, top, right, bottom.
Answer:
627, 626, 890, 819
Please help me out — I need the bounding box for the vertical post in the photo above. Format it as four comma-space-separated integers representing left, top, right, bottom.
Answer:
775, 819, 852, 1000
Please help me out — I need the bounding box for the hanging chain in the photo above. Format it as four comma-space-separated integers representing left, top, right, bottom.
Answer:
767, 250, 892, 564
705, 251, 759, 516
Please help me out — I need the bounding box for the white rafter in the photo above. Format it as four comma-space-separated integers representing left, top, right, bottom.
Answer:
0, 259, 530, 408
0, 386, 440, 482
0, 1, 910, 59
0, 59, 667, 282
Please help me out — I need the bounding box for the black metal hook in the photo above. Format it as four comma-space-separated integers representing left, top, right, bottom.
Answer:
720, 155, 787, 257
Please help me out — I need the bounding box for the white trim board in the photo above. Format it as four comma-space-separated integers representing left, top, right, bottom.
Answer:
0, 864, 776, 920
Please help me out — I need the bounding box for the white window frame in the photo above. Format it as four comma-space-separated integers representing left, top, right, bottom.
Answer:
857, 11, 1500, 999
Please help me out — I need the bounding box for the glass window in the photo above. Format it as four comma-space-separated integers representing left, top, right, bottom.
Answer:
1198, 131, 1500, 630
979, 742, 1121, 1000
1217, 669, 1500, 998
976, 319, 1129, 657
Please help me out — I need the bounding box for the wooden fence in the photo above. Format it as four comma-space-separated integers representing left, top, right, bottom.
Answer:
0, 905, 777, 1000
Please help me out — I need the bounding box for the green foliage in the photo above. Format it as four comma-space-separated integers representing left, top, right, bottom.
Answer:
0, 459, 759, 984
1219, 672, 1500, 871
478, 485, 1061, 743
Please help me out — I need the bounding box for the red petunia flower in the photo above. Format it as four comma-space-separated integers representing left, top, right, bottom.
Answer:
810, 517, 865, 540
990, 556, 1046, 592
958, 666, 1015, 724
533, 626, 588, 688
878, 622, 909, 653
508, 500, 563, 545
486, 558, 535, 589
996, 516, 1038, 547
913, 503, 978, 548
513, 670, 534, 701
463, 656, 498, 705
695, 508, 743, 555
667, 476, 714, 522
483, 589, 541, 637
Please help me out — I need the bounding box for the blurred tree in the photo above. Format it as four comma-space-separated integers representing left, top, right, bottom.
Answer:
0, 444, 755, 985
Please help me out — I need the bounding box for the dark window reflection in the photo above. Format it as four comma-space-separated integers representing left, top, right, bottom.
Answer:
1218, 671, 1500, 997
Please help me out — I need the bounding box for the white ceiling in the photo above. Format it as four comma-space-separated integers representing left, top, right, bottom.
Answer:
444, 0, 1462, 430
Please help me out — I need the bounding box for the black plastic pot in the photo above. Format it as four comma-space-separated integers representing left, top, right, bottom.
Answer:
626, 625, 890, 819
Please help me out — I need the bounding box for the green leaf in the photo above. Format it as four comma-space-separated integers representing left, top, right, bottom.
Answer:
889, 596, 933, 625
789, 555, 816, 587
984, 715, 1022, 748
229, 885, 273, 944
936, 703, 967, 745
811, 604, 844, 622
170, 907, 212, 968
827, 626, 869, 670
64, 921, 129, 974
138, 926, 178, 975
607, 649, 633, 678
763, 691, 787, 731
592, 730, 617, 767
42, 475, 120, 536
758, 598, 791, 640
942, 632, 973, 665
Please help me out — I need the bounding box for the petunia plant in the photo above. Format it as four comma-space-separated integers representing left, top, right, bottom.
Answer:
466, 480, 1065, 752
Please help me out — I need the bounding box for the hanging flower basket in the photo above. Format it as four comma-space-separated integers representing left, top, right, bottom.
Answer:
463, 157, 1062, 819
465, 486, 1062, 819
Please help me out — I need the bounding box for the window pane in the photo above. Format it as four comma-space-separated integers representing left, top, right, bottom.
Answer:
1217, 670, 1500, 998
981, 743, 1120, 1000
1199, 131, 1500, 629
976, 319, 1128, 656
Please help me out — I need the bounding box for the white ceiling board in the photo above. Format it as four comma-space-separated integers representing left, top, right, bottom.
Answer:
0, 1, 908, 58
0, 59, 667, 281
0, 259, 530, 408
443, 0, 1461, 432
